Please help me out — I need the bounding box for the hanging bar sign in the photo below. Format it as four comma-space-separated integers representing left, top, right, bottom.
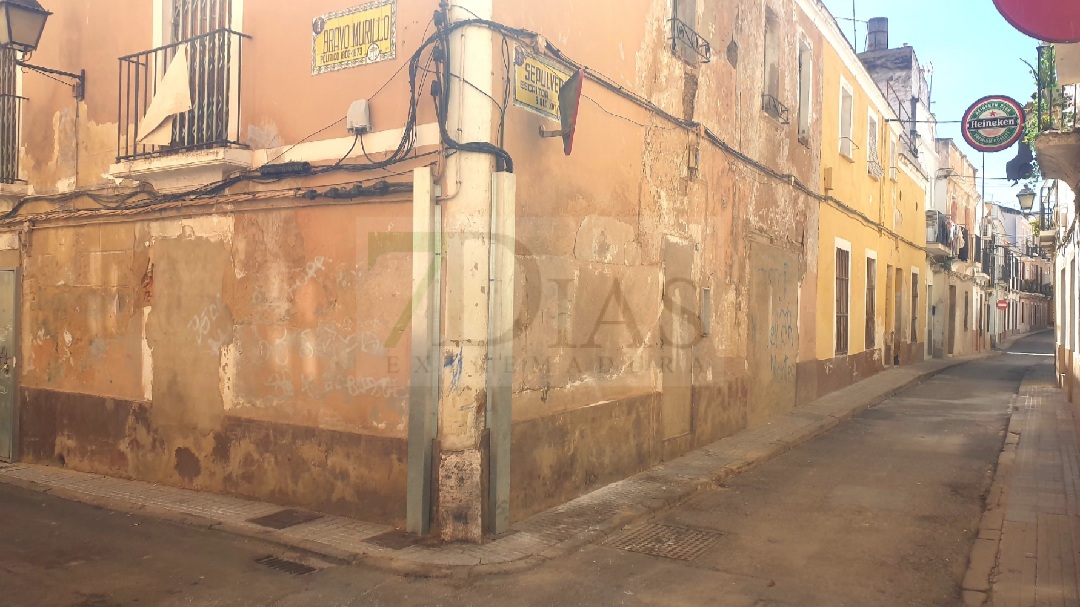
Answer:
961, 95, 1026, 153
312, 0, 397, 75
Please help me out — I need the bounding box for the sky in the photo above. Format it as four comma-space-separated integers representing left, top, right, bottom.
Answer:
821, 0, 1041, 210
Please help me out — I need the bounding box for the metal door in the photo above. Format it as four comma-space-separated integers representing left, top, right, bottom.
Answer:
661, 238, 695, 440
747, 242, 800, 426
0, 270, 16, 461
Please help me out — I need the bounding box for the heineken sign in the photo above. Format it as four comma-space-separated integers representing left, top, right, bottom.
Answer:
962, 95, 1025, 153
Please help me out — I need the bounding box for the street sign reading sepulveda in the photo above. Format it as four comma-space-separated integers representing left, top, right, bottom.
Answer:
312, 0, 397, 75
961, 95, 1025, 153
513, 46, 573, 122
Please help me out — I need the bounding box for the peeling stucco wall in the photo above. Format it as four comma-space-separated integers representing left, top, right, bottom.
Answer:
19, 201, 416, 524
495, 0, 821, 519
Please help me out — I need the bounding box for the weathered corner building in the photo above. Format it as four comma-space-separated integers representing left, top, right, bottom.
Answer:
0, 0, 908, 541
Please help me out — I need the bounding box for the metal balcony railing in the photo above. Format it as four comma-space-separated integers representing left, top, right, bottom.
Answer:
926, 210, 951, 252
762, 93, 790, 124
117, 28, 250, 162
0, 93, 23, 184
669, 15, 711, 63
1017, 280, 1055, 298
886, 81, 919, 158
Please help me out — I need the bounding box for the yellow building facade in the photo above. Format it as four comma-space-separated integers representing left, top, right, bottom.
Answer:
808, 15, 929, 398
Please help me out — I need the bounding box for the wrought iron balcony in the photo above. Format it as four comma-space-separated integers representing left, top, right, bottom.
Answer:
761, 93, 790, 124
1018, 280, 1055, 297
669, 16, 711, 63
0, 93, 23, 184
117, 28, 250, 162
925, 210, 952, 258
981, 247, 995, 280
868, 159, 885, 180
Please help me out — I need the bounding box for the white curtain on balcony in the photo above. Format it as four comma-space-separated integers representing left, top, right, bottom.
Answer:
137, 46, 192, 146
1057, 43, 1080, 86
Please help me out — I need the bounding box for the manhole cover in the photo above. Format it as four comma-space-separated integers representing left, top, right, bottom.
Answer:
364, 530, 424, 550
247, 508, 324, 530
254, 555, 318, 576
604, 523, 722, 560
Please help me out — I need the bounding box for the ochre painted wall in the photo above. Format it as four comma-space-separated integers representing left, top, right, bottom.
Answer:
812, 25, 928, 396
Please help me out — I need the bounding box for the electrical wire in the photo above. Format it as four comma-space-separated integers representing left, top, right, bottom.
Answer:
261, 15, 435, 171
261, 116, 345, 168
498, 36, 511, 148
3, 14, 528, 222
430, 13, 517, 172
332, 134, 361, 169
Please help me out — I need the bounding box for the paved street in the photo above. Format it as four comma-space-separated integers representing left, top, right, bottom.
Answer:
0, 334, 1057, 606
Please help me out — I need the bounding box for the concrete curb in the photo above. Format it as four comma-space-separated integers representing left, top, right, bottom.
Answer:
961, 360, 1046, 607
0, 346, 1014, 578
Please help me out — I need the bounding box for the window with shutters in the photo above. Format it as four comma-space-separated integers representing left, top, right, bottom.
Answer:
910, 272, 919, 342
836, 247, 850, 355
865, 257, 876, 349
0, 48, 20, 184
796, 39, 812, 143
867, 112, 883, 179
889, 137, 897, 180
839, 81, 854, 158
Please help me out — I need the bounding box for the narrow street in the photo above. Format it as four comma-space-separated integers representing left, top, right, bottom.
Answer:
0, 334, 1053, 607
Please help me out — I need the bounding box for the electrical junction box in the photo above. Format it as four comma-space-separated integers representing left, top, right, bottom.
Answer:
347, 99, 372, 135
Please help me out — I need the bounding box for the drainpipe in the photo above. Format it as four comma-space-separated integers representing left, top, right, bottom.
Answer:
406, 167, 442, 536
486, 171, 515, 536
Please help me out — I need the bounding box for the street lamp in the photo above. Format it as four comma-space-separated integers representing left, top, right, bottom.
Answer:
0, 0, 49, 54
1017, 186, 1036, 212
0, 0, 84, 100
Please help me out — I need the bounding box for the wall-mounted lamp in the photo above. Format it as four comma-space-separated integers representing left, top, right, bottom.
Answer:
0, 0, 48, 53
1017, 186, 1036, 213
0, 0, 85, 100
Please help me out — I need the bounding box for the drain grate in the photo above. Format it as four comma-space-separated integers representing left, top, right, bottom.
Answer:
247, 508, 324, 530
604, 523, 723, 561
364, 530, 424, 550
254, 555, 318, 576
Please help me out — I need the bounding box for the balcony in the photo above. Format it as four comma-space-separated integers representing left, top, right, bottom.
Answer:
669, 15, 711, 63
925, 210, 952, 258
1017, 280, 1055, 298
1032, 47, 1080, 185
112, 28, 251, 190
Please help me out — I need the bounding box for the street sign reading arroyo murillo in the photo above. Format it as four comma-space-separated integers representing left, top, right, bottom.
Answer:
961, 95, 1025, 153
312, 0, 397, 75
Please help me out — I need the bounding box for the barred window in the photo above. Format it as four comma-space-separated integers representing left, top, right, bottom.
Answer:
910, 273, 919, 342
865, 257, 876, 349
836, 248, 850, 355
0, 48, 19, 184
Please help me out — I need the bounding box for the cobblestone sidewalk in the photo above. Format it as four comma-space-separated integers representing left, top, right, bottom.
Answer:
0, 353, 988, 576
966, 361, 1080, 607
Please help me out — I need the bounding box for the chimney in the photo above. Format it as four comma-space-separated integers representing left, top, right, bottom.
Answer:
867, 17, 889, 51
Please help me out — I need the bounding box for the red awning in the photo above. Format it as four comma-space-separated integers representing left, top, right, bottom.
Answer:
994, 0, 1080, 43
